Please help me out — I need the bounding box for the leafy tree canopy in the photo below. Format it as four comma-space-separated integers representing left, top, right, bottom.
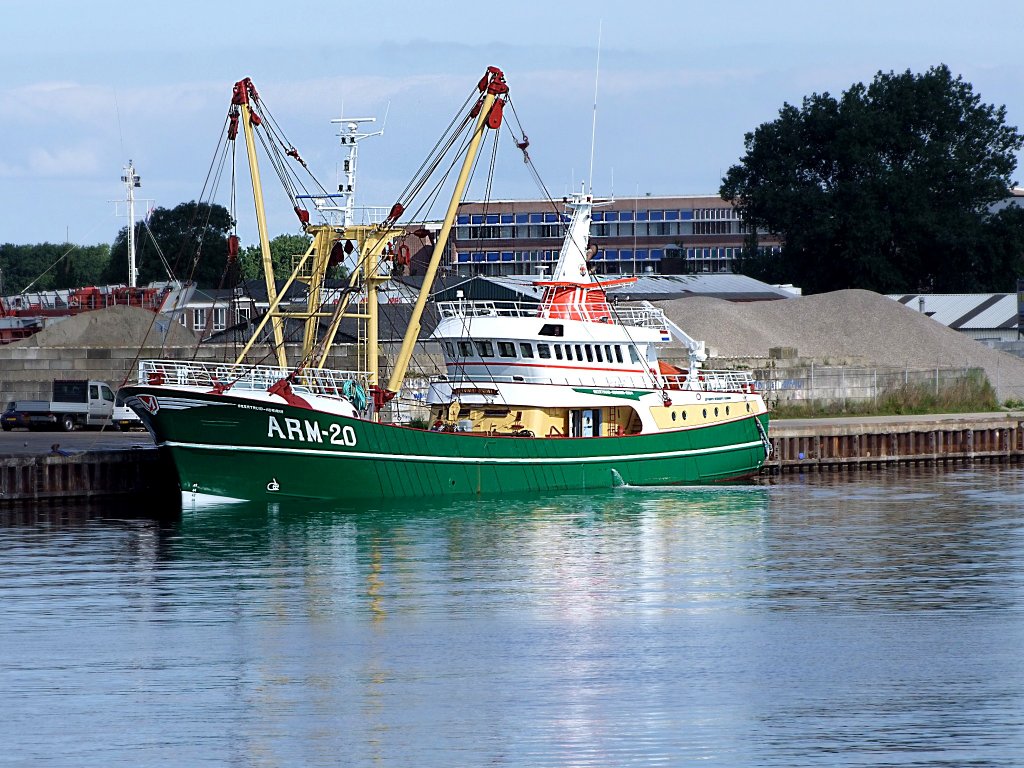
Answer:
721, 64, 1024, 294
238, 234, 313, 282
104, 201, 234, 288
0, 243, 110, 294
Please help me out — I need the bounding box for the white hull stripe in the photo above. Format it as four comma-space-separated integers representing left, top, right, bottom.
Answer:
161, 439, 765, 465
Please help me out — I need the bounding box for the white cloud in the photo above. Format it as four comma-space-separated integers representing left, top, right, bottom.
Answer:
27, 146, 101, 176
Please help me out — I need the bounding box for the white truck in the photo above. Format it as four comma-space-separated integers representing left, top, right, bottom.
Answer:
2, 379, 115, 432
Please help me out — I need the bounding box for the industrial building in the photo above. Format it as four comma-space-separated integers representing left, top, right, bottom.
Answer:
451, 194, 781, 277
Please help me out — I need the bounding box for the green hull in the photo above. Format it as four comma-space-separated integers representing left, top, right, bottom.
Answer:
125, 386, 769, 502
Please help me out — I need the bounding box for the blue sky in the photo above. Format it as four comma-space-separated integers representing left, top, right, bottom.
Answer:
2, 0, 1022, 251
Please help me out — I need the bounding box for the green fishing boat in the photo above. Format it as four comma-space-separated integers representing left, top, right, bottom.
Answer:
123, 68, 770, 505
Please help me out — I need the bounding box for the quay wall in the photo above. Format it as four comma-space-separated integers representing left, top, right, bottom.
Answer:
0, 448, 176, 505
3, 413, 1023, 504
766, 412, 1024, 474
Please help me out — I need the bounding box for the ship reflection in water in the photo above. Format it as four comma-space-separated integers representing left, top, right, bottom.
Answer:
1, 467, 1022, 766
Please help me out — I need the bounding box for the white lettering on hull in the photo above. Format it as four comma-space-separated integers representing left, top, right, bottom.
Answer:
267, 416, 357, 447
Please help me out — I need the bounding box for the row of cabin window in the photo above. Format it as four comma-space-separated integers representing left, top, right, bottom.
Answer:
445, 340, 642, 365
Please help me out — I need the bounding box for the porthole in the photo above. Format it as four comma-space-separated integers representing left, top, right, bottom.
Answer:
714, 407, 719, 417
726, 406, 730, 415
682, 410, 687, 420
746, 403, 751, 412
702, 408, 707, 418
671, 411, 677, 422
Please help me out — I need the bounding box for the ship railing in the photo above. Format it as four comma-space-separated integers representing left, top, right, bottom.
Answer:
137, 359, 372, 395
436, 300, 538, 319
435, 371, 654, 389
435, 300, 669, 330
434, 367, 760, 393
601, 305, 667, 328
660, 369, 759, 392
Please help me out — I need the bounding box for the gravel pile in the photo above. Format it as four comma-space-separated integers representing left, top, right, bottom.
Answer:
655, 289, 1024, 400
13, 306, 197, 349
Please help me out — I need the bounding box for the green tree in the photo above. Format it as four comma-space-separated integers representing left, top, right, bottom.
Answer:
721, 65, 1024, 294
105, 201, 234, 288
0, 243, 110, 293
238, 233, 313, 282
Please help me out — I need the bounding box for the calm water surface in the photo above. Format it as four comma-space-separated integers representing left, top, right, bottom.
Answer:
1, 466, 1022, 766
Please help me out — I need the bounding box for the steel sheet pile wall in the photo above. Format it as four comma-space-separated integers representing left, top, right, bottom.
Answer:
766, 415, 1024, 473
0, 449, 174, 504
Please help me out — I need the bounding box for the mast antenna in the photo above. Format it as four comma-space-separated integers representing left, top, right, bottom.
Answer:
587, 21, 602, 196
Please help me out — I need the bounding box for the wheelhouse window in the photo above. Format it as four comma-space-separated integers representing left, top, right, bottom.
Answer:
584, 345, 594, 363
628, 346, 640, 364
498, 341, 516, 358
575, 344, 583, 360
594, 345, 603, 363
554, 345, 563, 360
520, 343, 534, 358
605, 345, 613, 363
564, 345, 573, 360
475, 340, 495, 357
614, 346, 623, 363
538, 344, 552, 359
538, 323, 564, 337
444, 342, 455, 356
457, 341, 473, 357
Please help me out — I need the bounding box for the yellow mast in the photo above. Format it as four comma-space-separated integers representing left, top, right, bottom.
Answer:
386, 67, 508, 394
234, 79, 288, 369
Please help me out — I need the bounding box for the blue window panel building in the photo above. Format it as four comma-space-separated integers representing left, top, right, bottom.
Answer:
680, 210, 693, 220
515, 213, 529, 223
501, 251, 514, 261
457, 215, 470, 225
650, 210, 664, 221
665, 210, 679, 221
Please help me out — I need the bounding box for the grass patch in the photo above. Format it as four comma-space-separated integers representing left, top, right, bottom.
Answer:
769, 370, 999, 418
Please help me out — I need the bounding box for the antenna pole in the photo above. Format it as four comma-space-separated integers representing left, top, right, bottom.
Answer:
587, 21, 602, 195
121, 160, 140, 288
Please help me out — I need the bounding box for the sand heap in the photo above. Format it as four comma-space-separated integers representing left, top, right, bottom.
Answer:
655, 289, 1024, 401
12, 306, 197, 349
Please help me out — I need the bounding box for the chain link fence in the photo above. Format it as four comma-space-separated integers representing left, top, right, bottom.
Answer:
753, 364, 992, 405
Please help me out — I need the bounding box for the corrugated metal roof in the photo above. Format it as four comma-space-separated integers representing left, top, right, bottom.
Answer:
451, 274, 792, 302
888, 293, 1018, 330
